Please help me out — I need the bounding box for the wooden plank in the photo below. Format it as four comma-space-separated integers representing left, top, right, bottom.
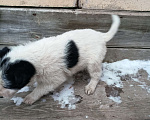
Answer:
0, 8, 150, 48
105, 48, 150, 62
0, 68, 150, 120
80, 0, 150, 11
0, 7, 150, 119
0, 8, 150, 49
0, 0, 77, 7
76, 9, 150, 17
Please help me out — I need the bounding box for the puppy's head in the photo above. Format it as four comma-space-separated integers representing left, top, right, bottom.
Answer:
0, 47, 36, 97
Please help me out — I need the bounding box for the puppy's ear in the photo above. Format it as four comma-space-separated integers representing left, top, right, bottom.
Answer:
0, 47, 10, 59
3, 60, 36, 89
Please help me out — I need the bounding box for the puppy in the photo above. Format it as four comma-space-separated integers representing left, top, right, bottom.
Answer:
0, 15, 120, 104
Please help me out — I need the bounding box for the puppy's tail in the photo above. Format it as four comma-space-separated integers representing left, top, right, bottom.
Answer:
103, 15, 120, 42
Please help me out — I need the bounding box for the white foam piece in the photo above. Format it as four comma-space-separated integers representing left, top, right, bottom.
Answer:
17, 86, 29, 93
42, 99, 46, 102
11, 97, 24, 106
109, 96, 122, 104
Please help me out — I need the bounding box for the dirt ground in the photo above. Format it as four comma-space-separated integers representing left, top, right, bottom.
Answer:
0, 70, 150, 120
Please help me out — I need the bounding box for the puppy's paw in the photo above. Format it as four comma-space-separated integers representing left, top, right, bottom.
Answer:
85, 84, 96, 95
24, 95, 36, 105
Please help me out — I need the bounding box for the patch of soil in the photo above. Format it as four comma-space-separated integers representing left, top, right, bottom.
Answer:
105, 85, 123, 97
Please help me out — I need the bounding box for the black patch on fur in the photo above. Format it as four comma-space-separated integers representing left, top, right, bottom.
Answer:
0, 47, 10, 59
2, 60, 36, 89
65, 40, 79, 68
0, 57, 10, 67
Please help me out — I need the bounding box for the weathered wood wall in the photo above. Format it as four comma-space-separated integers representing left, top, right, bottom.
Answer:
0, 2, 150, 120
80, 0, 150, 11
0, 7, 150, 62
1, 0, 150, 11
0, 0, 78, 7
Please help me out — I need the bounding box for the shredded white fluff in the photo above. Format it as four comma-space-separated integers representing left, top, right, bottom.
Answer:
51, 79, 77, 109
11, 97, 24, 106
42, 99, 46, 102
109, 96, 122, 104
102, 59, 150, 103
11, 86, 30, 106
17, 86, 29, 93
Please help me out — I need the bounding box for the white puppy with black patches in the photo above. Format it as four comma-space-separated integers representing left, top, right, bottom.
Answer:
0, 15, 120, 105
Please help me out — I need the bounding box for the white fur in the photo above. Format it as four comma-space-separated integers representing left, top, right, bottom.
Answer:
0, 15, 120, 104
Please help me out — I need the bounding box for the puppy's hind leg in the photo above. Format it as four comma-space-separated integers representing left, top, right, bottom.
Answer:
24, 74, 67, 105
85, 61, 102, 95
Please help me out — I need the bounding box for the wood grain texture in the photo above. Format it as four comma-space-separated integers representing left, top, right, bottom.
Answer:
0, 0, 77, 7
80, 0, 150, 11
0, 8, 150, 49
76, 9, 150, 16
105, 48, 150, 62
0, 7, 150, 120
0, 70, 150, 120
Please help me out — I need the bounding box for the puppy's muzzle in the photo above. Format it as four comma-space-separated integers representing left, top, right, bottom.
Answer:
0, 85, 16, 98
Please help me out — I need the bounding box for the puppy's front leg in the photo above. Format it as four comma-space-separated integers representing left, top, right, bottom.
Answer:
24, 84, 52, 105
24, 75, 67, 105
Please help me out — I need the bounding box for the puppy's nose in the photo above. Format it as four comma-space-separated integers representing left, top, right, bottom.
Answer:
0, 96, 3, 98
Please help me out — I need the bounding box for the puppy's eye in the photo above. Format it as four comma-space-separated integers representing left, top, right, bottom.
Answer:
0, 58, 10, 67
1, 59, 7, 67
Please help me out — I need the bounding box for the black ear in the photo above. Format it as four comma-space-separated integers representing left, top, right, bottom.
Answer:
3, 60, 36, 89
0, 47, 10, 59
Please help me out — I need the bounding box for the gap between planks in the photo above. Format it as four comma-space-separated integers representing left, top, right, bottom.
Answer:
0, 7, 150, 16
